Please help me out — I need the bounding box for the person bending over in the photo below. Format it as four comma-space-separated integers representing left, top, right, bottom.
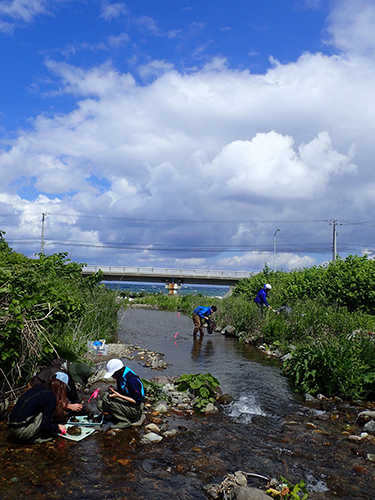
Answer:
8, 372, 68, 444
254, 284, 273, 313
31, 358, 92, 413
192, 305, 217, 336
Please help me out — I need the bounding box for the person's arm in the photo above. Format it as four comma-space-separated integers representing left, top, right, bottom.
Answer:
260, 290, 271, 308
108, 386, 136, 404
66, 377, 84, 412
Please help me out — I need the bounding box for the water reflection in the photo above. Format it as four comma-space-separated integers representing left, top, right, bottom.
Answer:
191, 336, 204, 360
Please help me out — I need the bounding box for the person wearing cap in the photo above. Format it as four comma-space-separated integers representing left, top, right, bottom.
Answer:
30, 358, 92, 413
254, 284, 273, 312
8, 372, 69, 443
97, 359, 145, 429
192, 305, 217, 336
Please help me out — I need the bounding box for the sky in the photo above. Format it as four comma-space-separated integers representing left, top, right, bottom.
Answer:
0, 0, 375, 273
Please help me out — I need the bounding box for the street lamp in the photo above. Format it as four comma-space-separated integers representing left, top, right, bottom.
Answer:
273, 228, 280, 271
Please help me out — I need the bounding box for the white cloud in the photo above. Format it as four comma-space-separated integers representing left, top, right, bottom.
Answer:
325, 0, 375, 57
100, 2, 127, 21
0, 0, 47, 21
217, 251, 316, 272
209, 131, 356, 200
2, 1, 375, 269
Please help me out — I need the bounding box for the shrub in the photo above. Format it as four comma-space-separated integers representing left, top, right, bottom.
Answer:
176, 373, 220, 412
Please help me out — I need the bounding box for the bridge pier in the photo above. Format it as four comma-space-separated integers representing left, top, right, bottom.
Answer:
165, 282, 181, 295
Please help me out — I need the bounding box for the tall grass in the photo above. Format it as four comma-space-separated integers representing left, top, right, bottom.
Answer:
47, 286, 118, 362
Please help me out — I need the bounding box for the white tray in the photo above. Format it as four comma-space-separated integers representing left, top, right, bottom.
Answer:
67, 415, 103, 427
61, 424, 96, 441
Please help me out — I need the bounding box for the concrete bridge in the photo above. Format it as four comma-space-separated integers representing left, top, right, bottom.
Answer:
82, 265, 254, 286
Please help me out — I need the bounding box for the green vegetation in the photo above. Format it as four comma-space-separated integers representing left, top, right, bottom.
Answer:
0, 232, 118, 393
266, 476, 309, 499
131, 255, 375, 401
176, 373, 220, 412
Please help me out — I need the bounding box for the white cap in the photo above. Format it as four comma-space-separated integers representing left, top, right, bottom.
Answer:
265, 284, 272, 290
104, 358, 124, 378
54, 372, 70, 391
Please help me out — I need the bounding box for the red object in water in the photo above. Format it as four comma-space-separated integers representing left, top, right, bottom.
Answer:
174, 332, 179, 338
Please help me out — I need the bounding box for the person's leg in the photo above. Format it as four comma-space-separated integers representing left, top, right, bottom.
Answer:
192, 313, 204, 335
8, 413, 45, 443
100, 394, 142, 428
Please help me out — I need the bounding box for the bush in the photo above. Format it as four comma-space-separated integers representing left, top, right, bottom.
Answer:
284, 334, 375, 399
0, 235, 118, 392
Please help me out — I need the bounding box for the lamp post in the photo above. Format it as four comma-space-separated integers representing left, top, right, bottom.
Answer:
273, 228, 280, 271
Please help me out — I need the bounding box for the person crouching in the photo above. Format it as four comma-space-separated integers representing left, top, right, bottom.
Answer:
7, 372, 68, 444
97, 359, 145, 429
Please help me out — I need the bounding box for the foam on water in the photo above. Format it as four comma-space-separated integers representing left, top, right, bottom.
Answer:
225, 394, 266, 423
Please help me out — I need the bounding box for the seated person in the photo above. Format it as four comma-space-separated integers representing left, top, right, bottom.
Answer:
8, 372, 68, 443
31, 358, 92, 413
97, 359, 145, 429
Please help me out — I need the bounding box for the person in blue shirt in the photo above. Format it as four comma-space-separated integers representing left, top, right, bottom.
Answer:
192, 305, 217, 336
254, 284, 273, 313
97, 359, 145, 429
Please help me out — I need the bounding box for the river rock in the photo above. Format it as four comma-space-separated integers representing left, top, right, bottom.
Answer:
162, 429, 178, 438
141, 432, 163, 443
145, 423, 160, 433
363, 420, 375, 434
357, 410, 375, 424
154, 401, 169, 413
204, 403, 219, 415
304, 393, 316, 402
221, 325, 236, 336
217, 393, 234, 405
234, 486, 270, 500
234, 471, 247, 485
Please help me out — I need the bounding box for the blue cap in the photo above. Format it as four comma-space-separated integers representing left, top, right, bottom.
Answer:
54, 372, 71, 391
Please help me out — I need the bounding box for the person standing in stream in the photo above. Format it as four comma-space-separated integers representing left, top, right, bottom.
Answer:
192, 305, 217, 336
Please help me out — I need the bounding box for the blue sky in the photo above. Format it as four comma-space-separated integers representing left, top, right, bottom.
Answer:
1, 0, 375, 272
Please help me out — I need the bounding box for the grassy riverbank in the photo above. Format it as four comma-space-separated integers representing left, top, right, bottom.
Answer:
129, 255, 375, 401
0, 234, 118, 394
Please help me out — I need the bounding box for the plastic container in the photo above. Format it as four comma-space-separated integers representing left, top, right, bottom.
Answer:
87, 341, 108, 356
97, 344, 109, 356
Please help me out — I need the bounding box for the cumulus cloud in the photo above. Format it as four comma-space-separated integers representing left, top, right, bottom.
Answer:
325, 0, 375, 57
210, 131, 356, 201
2, 0, 375, 270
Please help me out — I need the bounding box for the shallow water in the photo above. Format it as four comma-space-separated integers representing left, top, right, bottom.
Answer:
1, 308, 375, 500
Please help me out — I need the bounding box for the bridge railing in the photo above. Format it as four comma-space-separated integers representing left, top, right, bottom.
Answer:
83, 265, 253, 280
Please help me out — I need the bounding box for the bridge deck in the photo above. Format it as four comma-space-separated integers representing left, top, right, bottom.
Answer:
82, 266, 254, 286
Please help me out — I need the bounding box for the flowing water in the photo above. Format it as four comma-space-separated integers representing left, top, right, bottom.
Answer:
1, 308, 375, 500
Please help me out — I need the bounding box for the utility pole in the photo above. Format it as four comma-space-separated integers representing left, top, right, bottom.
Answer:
332, 219, 337, 261
329, 219, 343, 261
41, 213, 46, 254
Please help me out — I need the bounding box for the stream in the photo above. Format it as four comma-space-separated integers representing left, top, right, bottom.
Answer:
1, 307, 375, 499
